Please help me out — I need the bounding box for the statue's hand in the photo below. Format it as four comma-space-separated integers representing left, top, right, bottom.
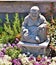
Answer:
23, 29, 29, 36
35, 36, 40, 43
38, 24, 47, 29
38, 25, 44, 29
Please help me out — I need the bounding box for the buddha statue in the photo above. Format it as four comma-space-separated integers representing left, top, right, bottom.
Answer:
21, 6, 48, 44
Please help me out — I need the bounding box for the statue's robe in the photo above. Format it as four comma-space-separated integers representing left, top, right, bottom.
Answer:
21, 14, 47, 43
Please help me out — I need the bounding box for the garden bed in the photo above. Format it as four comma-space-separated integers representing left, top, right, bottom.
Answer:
0, 13, 56, 65
0, 42, 56, 65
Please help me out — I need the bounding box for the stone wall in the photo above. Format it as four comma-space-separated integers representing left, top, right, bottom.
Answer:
0, 1, 56, 22
0, 2, 32, 13
0, 1, 56, 13
0, 2, 49, 13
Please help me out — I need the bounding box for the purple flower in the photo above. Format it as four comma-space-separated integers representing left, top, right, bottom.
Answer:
12, 43, 16, 47
1, 48, 6, 53
0, 51, 4, 57
47, 62, 51, 65
12, 59, 21, 65
14, 64, 16, 65
14, 41, 17, 44
41, 57, 46, 61
17, 61, 21, 65
33, 62, 40, 65
16, 43, 22, 48
15, 38, 19, 42
7, 43, 11, 47
28, 55, 36, 61
13, 59, 18, 64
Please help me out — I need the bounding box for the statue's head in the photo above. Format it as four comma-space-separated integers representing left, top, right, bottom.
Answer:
30, 6, 40, 20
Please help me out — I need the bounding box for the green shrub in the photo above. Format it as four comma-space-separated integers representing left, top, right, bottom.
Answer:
0, 13, 24, 44
0, 26, 3, 34
6, 46, 21, 59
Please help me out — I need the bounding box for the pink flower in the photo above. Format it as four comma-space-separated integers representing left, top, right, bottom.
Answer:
33, 62, 40, 65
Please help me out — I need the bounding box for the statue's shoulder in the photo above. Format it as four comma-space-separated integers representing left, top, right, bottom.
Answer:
24, 15, 30, 21
39, 14, 46, 21
23, 15, 30, 23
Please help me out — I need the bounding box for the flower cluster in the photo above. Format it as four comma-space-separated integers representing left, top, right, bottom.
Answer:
49, 57, 56, 65
0, 42, 56, 65
1, 43, 22, 59
18, 54, 56, 65
0, 54, 12, 65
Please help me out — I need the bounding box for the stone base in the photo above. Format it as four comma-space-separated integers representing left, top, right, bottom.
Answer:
18, 38, 50, 56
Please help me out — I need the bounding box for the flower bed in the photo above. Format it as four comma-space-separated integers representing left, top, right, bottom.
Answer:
0, 12, 56, 65
0, 42, 56, 65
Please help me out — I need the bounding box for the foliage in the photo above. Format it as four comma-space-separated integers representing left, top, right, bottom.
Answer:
0, 32, 9, 43
0, 46, 56, 65
6, 46, 21, 59
13, 13, 21, 35
0, 26, 3, 34
0, 13, 24, 44
4, 14, 14, 35
0, 18, 2, 23
47, 19, 56, 56
0, 54, 12, 65
1, 43, 22, 59
45, 3, 56, 55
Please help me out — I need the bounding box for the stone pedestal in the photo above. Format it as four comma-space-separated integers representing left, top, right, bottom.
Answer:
18, 38, 50, 56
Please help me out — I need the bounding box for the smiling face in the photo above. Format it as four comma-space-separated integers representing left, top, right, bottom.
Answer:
30, 6, 40, 20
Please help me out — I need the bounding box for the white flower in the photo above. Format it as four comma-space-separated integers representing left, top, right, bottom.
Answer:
18, 54, 33, 65
21, 58, 33, 65
49, 61, 56, 65
4, 55, 12, 60
18, 53, 27, 59
0, 55, 12, 65
52, 57, 56, 61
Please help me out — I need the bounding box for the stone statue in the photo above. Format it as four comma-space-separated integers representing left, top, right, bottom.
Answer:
21, 6, 48, 44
